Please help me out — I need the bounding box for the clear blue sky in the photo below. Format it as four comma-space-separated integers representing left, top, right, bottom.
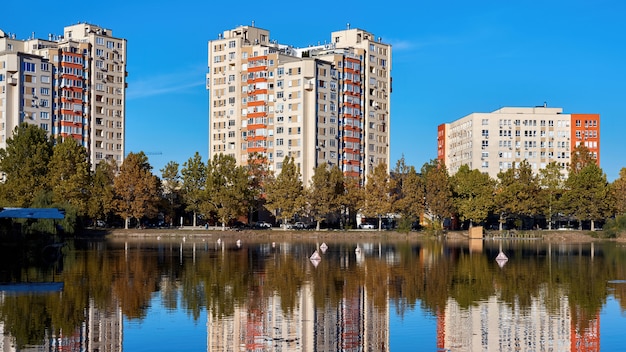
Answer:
4, 0, 625, 180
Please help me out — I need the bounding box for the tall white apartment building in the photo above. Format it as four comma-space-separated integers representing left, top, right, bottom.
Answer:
206, 23, 391, 184
0, 23, 127, 168
437, 106, 600, 179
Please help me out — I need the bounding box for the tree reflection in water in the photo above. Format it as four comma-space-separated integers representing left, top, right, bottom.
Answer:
0, 237, 624, 350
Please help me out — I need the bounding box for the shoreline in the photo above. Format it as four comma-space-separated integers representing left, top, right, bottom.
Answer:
83, 227, 622, 244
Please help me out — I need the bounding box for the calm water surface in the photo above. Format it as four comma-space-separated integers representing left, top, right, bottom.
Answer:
1, 234, 626, 351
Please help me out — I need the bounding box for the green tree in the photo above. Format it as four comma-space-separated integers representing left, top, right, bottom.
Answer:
307, 163, 344, 230
610, 168, 626, 216
203, 154, 250, 230
539, 162, 565, 230
421, 159, 454, 231
0, 123, 53, 207
48, 138, 91, 216
88, 159, 116, 224
495, 161, 542, 230
246, 153, 271, 224
362, 163, 393, 231
160, 161, 181, 226
561, 163, 609, 231
451, 164, 495, 227
113, 152, 161, 229
392, 156, 425, 231
180, 152, 206, 227
264, 156, 305, 229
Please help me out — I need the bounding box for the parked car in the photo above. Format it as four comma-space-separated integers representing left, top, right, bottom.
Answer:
254, 221, 272, 229
294, 222, 306, 230
359, 223, 375, 229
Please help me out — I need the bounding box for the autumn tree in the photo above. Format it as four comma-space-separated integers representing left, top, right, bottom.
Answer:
569, 143, 596, 175
538, 162, 565, 230
48, 138, 91, 216
203, 154, 250, 230
180, 152, 206, 227
113, 152, 161, 229
340, 176, 364, 229
451, 164, 495, 227
610, 168, 626, 216
0, 123, 53, 207
362, 163, 393, 231
392, 156, 424, 231
264, 156, 305, 229
421, 159, 454, 231
88, 159, 116, 224
160, 161, 181, 226
307, 163, 344, 230
561, 163, 609, 231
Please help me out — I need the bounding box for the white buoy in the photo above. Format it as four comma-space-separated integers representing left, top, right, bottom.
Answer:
496, 251, 508, 268
236, 239, 241, 248
320, 243, 328, 253
355, 246, 361, 254
310, 250, 321, 261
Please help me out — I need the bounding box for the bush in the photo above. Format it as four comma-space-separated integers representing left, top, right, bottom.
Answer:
396, 218, 413, 234
603, 214, 626, 238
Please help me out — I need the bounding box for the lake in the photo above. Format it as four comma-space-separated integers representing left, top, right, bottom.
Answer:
1, 233, 625, 351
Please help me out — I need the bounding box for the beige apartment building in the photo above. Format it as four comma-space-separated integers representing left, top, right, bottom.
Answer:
206, 23, 391, 184
437, 106, 600, 179
0, 23, 126, 168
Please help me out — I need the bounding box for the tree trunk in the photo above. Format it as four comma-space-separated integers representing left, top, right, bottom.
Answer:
124, 217, 129, 229
378, 216, 382, 231
193, 211, 197, 227
316, 220, 321, 231
591, 219, 595, 231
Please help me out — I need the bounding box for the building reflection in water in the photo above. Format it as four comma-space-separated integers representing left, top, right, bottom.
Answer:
207, 243, 389, 351
0, 292, 122, 352
437, 293, 599, 351
0, 239, 606, 351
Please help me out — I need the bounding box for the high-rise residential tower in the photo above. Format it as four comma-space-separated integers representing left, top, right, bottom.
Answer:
206, 23, 391, 184
0, 23, 127, 168
437, 106, 600, 179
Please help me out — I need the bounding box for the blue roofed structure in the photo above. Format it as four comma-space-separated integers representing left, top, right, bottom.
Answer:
0, 208, 65, 219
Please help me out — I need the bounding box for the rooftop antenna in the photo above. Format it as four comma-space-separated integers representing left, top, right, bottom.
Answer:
251, 20, 255, 27
544, 101, 547, 108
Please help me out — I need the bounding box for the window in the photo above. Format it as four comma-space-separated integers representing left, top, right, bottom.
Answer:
96, 37, 104, 45
22, 62, 36, 72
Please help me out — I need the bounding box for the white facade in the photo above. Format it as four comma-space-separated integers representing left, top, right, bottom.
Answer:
207, 24, 391, 184
0, 24, 127, 168
438, 106, 600, 179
